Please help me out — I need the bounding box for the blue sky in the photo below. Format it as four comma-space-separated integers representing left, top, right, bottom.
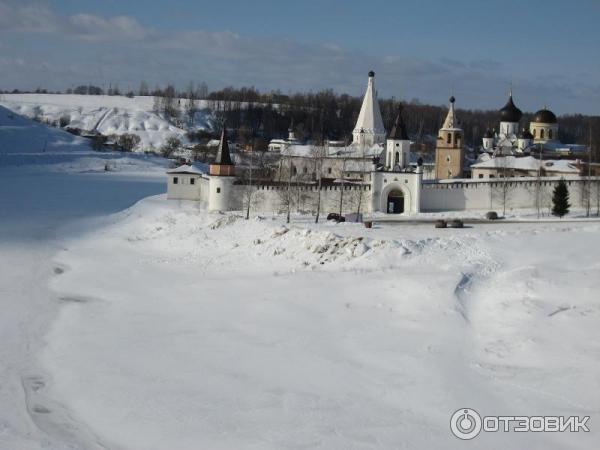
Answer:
1, 0, 599, 114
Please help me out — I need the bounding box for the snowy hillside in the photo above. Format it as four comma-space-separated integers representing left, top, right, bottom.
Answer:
0, 94, 214, 151
0, 104, 91, 154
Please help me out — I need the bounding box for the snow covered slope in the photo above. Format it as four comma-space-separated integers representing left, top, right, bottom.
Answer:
0, 104, 91, 154
0, 94, 213, 151
40, 199, 600, 450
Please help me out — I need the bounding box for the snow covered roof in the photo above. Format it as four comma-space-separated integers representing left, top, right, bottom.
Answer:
541, 142, 588, 154
167, 163, 207, 175
471, 156, 579, 173
441, 96, 461, 131
353, 72, 386, 136
281, 143, 384, 159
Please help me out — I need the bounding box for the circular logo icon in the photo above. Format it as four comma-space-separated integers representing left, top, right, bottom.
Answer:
450, 408, 482, 440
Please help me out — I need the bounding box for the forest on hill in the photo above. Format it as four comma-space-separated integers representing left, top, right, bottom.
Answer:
204, 87, 599, 157
3, 83, 598, 157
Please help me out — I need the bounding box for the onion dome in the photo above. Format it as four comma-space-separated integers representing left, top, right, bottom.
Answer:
519, 128, 534, 139
500, 93, 522, 123
368, 70, 375, 77
532, 108, 557, 124
483, 128, 494, 139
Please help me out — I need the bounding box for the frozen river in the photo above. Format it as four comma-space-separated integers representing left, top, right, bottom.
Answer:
0, 166, 164, 449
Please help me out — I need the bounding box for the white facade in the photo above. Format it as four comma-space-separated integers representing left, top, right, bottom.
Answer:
208, 176, 236, 212
499, 120, 519, 138
385, 139, 411, 170
352, 71, 386, 147
166, 164, 208, 201
482, 136, 494, 151
530, 122, 559, 143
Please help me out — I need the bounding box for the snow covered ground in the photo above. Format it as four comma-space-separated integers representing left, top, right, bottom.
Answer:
1, 108, 599, 449
37, 201, 600, 449
0, 94, 214, 151
0, 109, 168, 448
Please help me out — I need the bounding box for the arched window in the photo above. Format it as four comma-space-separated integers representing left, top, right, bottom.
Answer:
549, 129, 553, 139
540, 129, 545, 139
446, 155, 451, 163
456, 135, 461, 147
447, 133, 452, 144
533, 129, 536, 137
395, 151, 400, 165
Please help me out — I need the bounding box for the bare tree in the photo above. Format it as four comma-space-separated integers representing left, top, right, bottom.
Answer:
138, 80, 149, 96
351, 131, 368, 220
241, 131, 262, 220
160, 136, 181, 158
157, 84, 178, 120
118, 133, 141, 152
586, 127, 593, 217
491, 156, 516, 216
240, 177, 264, 220
277, 155, 295, 223
595, 176, 600, 216
185, 82, 198, 126
197, 82, 208, 100
337, 152, 352, 216
309, 144, 326, 223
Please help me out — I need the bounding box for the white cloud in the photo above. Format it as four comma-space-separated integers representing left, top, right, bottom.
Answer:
0, 1, 147, 41
0, 1, 598, 114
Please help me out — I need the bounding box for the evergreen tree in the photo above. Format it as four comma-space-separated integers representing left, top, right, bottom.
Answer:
552, 178, 570, 218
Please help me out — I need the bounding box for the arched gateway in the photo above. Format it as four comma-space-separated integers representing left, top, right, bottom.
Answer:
387, 189, 404, 214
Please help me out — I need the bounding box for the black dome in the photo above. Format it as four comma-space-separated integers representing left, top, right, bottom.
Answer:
500, 94, 522, 123
533, 109, 557, 124
368, 70, 375, 77
483, 128, 494, 138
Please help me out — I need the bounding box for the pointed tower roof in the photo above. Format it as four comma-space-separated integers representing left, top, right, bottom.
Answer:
441, 96, 461, 130
389, 104, 409, 140
353, 71, 386, 139
214, 126, 233, 165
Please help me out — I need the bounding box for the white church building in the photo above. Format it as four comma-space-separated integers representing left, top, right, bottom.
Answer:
481, 91, 587, 157
167, 72, 595, 216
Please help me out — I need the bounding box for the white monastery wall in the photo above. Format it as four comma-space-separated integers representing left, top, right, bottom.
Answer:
231, 184, 373, 215
421, 177, 595, 212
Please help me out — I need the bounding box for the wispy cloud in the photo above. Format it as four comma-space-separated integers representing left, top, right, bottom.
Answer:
0, 2, 148, 41
0, 1, 598, 114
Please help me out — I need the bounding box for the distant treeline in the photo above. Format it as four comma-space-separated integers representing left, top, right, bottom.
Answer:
2, 83, 598, 155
